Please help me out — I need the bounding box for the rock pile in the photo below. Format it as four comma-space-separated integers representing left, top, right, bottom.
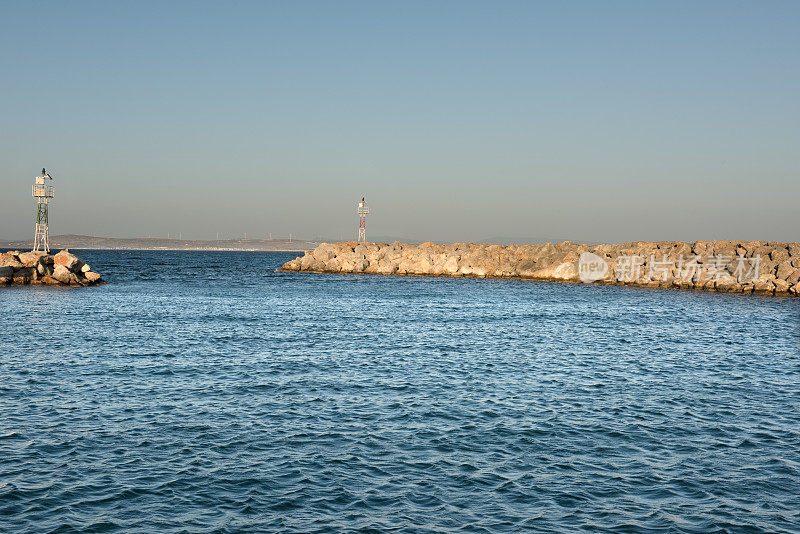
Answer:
281, 240, 800, 296
0, 250, 103, 287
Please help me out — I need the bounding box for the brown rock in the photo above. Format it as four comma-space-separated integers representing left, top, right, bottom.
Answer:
17, 251, 48, 267
337, 259, 354, 272
0, 253, 24, 270
773, 279, 791, 293
282, 258, 301, 271
12, 267, 34, 285
0, 266, 13, 285
70, 276, 88, 286
36, 263, 53, 276
52, 264, 74, 284
714, 273, 740, 292
376, 262, 398, 275
85, 271, 103, 283
770, 248, 790, 263
299, 254, 316, 271
776, 261, 795, 280
54, 250, 82, 271
753, 279, 775, 294
692, 241, 711, 255
551, 261, 579, 281
442, 256, 459, 275
313, 248, 336, 262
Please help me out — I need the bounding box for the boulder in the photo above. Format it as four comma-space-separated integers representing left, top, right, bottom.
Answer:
1, 250, 100, 288
352, 259, 369, 273
396, 258, 416, 274
773, 279, 791, 293
54, 250, 82, 271
714, 273, 740, 292
753, 279, 776, 294
551, 261, 579, 281
12, 267, 34, 285
376, 262, 398, 275
776, 261, 795, 281
52, 264, 74, 284
0, 266, 13, 284
69, 275, 88, 286
442, 256, 459, 275
770, 248, 790, 263
416, 257, 434, 275
17, 251, 47, 267
84, 271, 103, 283
0, 253, 24, 270
299, 254, 317, 271
516, 260, 538, 278
282, 258, 301, 271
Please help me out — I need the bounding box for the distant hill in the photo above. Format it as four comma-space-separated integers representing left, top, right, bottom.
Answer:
0, 234, 317, 251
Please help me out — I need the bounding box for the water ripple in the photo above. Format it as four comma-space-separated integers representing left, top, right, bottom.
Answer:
1, 250, 799, 532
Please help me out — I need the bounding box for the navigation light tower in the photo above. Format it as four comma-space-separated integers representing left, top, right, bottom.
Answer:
357, 197, 370, 243
32, 168, 54, 252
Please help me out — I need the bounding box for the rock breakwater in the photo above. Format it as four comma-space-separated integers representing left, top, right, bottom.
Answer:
281, 240, 800, 296
0, 250, 103, 287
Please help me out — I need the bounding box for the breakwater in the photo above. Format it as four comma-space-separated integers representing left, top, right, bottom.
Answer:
0, 249, 103, 286
281, 240, 800, 296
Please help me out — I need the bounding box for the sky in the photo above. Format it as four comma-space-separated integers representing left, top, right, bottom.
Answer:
1, 1, 798, 244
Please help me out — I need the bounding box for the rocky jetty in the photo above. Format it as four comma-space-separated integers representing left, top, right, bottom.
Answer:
0, 250, 104, 287
281, 240, 800, 296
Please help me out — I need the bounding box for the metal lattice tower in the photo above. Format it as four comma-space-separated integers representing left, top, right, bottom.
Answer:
357, 197, 370, 243
32, 169, 54, 252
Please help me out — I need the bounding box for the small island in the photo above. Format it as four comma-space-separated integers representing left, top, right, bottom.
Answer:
0, 249, 103, 286
281, 240, 800, 296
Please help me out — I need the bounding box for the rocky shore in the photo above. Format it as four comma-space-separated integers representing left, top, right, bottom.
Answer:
0, 250, 103, 287
281, 240, 800, 296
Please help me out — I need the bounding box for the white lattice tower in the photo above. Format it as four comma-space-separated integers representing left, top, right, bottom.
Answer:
357, 197, 370, 243
32, 170, 54, 252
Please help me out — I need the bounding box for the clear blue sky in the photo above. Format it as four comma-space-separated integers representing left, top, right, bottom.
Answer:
1, 1, 797, 243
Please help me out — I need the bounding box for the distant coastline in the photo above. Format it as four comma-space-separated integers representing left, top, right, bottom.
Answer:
0, 234, 316, 252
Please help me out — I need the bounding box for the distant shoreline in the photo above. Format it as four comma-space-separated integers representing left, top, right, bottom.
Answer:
0, 234, 316, 252
3, 248, 312, 252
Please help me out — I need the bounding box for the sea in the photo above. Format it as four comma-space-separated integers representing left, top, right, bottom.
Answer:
1, 250, 799, 533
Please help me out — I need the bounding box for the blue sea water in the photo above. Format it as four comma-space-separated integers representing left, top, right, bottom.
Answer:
1, 250, 799, 533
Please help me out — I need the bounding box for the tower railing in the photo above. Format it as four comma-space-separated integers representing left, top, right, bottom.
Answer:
32, 184, 55, 198
357, 200, 369, 242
